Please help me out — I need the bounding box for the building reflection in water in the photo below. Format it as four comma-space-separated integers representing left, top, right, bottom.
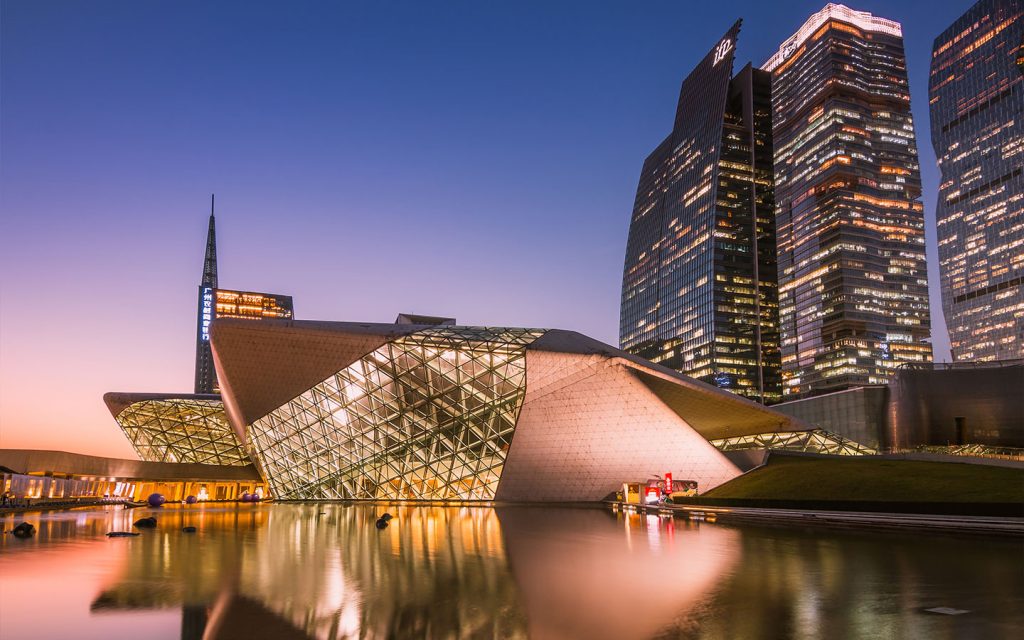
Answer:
497, 507, 738, 640
685, 527, 1024, 639
239, 504, 525, 639
43, 504, 733, 639
1, 504, 1022, 639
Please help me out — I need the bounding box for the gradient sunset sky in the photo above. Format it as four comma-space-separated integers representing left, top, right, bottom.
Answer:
1, 0, 968, 457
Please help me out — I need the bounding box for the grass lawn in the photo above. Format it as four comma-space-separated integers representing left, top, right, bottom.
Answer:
703, 455, 1024, 503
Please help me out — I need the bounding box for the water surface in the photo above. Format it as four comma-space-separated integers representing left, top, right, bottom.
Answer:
1, 504, 1020, 639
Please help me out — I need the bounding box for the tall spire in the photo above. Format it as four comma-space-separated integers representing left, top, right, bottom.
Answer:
201, 194, 218, 288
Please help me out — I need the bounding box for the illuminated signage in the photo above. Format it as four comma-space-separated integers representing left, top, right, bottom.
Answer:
712, 38, 733, 66
664, 472, 673, 494
200, 287, 214, 341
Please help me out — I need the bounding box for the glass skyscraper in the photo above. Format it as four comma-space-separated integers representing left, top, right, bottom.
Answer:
929, 0, 1023, 362
620, 20, 782, 403
764, 4, 933, 398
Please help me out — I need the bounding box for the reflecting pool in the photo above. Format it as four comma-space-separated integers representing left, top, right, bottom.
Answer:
1, 504, 1021, 639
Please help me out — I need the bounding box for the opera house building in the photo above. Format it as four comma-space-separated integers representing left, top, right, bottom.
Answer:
121, 315, 806, 503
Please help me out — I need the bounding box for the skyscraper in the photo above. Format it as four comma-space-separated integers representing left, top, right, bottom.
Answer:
765, 4, 932, 398
929, 0, 1023, 362
620, 21, 782, 403
193, 197, 294, 394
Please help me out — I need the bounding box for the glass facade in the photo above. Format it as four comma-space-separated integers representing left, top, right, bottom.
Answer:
929, 0, 1024, 361
765, 4, 933, 398
247, 326, 546, 500
113, 397, 251, 466
620, 21, 782, 403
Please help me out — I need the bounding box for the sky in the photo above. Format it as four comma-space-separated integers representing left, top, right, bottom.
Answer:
0, 0, 970, 457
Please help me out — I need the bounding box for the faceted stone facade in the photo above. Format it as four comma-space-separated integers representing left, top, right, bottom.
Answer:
495, 350, 742, 502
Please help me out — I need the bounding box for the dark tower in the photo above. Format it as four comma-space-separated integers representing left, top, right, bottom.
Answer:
194, 195, 218, 394
619, 20, 782, 403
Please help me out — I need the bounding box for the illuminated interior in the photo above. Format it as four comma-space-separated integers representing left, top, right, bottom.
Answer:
769, 6, 934, 397
929, 0, 1023, 362
214, 289, 294, 320
114, 398, 251, 466
711, 429, 876, 455
247, 326, 546, 500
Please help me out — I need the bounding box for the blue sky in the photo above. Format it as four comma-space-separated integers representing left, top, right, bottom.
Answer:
0, 0, 970, 454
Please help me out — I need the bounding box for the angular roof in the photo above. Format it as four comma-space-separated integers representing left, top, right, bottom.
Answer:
210, 319, 424, 437
212, 319, 808, 442
103, 392, 221, 418
530, 330, 807, 439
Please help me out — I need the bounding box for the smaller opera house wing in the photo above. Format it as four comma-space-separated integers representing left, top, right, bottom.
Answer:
104, 392, 251, 466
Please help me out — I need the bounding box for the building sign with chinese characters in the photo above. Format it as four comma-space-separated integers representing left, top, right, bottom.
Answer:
200, 287, 213, 341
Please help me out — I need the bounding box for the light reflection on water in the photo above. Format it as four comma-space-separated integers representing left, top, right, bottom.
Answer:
0, 504, 1021, 639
